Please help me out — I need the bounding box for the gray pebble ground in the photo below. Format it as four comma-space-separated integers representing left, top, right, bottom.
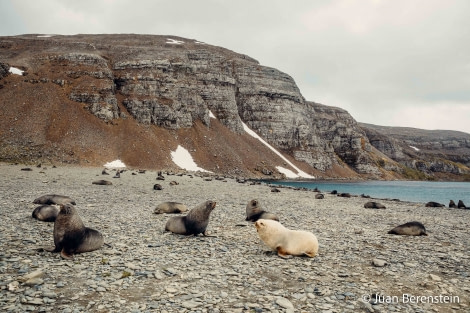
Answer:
0, 163, 469, 312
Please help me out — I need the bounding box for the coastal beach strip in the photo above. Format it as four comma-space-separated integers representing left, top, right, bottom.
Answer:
0, 163, 468, 312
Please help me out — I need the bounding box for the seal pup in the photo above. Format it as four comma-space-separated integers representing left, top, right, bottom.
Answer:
154, 202, 188, 214
245, 199, 279, 222
32, 205, 59, 222
388, 221, 428, 236
165, 200, 216, 236
315, 194, 324, 199
46, 204, 104, 259
364, 201, 386, 209
33, 194, 76, 205
255, 219, 319, 258
92, 180, 112, 185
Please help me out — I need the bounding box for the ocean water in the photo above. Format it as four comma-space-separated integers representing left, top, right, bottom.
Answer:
266, 180, 470, 206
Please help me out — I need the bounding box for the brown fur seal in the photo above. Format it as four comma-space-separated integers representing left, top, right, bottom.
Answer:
364, 201, 386, 209
46, 204, 104, 259
458, 200, 467, 209
154, 202, 188, 214
92, 180, 112, 185
165, 200, 216, 236
388, 221, 427, 236
449, 200, 457, 208
425, 201, 444, 208
245, 199, 279, 222
32, 205, 60, 222
33, 194, 76, 205
255, 219, 319, 258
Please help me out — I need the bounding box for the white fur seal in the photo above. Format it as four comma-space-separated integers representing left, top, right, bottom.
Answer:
255, 219, 319, 258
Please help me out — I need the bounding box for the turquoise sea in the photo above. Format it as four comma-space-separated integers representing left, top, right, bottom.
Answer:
265, 180, 470, 206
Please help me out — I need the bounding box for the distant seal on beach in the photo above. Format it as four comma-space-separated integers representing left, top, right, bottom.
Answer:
92, 180, 112, 185
458, 200, 467, 209
315, 193, 325, 199
46, 204, 104, 259
425, 201, 445, 208
338, 193, 351, 198
245, 199, 279, 222
154, 202, 188, 214
164, 200, 216, 236
449, 200, 457, 208
255, 219, 319, 258
153, 184, 163, 190
33, 194, 76, 206
388, 221, 428, 236
32, 205, 59, 222
364, 201, 386, 209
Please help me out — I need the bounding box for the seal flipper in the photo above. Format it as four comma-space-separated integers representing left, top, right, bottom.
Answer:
276, 247, 292, 259
60, 248, 74, 260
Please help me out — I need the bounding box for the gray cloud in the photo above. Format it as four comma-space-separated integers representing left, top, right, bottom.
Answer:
2, 0, 469, 133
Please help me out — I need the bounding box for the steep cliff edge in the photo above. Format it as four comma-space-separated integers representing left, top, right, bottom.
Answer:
0, 34, 467, 180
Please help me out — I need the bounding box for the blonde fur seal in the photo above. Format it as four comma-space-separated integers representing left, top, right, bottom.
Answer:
47, 204, 104, 259
245, 199, 279, 222
165, 200, 216, 236
255, 219, 318, 258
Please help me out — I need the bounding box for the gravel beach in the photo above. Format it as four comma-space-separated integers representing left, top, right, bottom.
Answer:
0, 163, 469, 313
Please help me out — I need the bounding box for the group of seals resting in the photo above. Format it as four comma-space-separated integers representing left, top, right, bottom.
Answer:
45, 204, 104, 259
32, 194, 77, 222
165, 200, 216, 236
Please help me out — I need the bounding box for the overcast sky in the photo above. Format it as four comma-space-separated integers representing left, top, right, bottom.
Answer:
1, 0, 469, 134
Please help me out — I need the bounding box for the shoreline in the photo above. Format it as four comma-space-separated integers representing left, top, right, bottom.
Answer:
1, 163, 469, 312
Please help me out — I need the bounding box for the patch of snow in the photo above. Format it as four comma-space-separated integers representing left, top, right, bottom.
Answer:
171, 145, 212, 173
9, 67, 24, 76
104, 160, 126, 168
37, 35, 52, 38
410, 145, 420, 151
166, 38, 184, 45
209, 111, 216, 119
242, 122, 314, 179
276, 166, 299, 179
195, 41, 205, 44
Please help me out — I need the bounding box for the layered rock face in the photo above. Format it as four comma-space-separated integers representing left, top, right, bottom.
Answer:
361, 123, 470, 178
0, 34, 467, 179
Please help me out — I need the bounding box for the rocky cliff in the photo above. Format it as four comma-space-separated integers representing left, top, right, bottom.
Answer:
361, 123, 470, 180
0, 34, 468, 180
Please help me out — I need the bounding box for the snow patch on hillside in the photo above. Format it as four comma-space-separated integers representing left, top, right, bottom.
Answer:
242, 122, 314, 179
104, 160, 126, 168
171, 145, 212, 173
9, 67, 24, 75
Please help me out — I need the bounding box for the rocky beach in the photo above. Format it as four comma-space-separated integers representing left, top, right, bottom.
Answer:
0, 163, 469, 313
